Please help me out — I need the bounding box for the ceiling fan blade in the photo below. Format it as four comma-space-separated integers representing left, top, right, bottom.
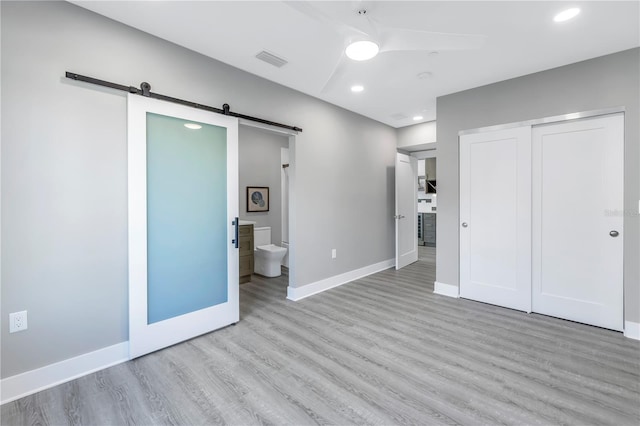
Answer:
283, 1, 367, 39
320, 54, 349, 93
379, 28, 486, 53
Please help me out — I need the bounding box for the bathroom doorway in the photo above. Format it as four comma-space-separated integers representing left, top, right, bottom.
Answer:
238, 121, 296, 300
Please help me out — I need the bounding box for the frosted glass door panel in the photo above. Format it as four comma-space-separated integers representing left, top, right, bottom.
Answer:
128, 94, 239, 359
146, 113, 228, 324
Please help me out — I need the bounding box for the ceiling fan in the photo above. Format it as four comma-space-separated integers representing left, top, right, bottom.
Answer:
284, 1, 487, 92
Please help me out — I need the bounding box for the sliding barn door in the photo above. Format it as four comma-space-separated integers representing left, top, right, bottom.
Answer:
128, 94, 239, 359
459, 127, 532, 312
532, 114, 624, 331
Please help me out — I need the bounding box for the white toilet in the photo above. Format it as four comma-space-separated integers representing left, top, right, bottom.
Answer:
253, 227, 287, 278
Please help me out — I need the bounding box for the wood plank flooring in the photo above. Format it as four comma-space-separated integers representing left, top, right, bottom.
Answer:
2, 246, 639, 425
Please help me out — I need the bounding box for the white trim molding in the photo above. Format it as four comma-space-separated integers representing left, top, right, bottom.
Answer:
1, 342, 128, 405
458, 107, 625, 136
624, 321, 640, 340
287, 259, 394, 301
434, 281, 459, 298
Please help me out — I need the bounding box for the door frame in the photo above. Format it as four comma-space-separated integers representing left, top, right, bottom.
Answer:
281, 146, 289, 268
237, 119, 298, 290
128, 94, 239, 359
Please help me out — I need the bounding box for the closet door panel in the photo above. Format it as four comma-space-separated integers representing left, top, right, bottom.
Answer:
460, 126, 531, 312
532, 114, 624, 331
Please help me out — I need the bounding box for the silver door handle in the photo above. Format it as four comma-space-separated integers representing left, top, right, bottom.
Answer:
461, 222, 468, 228
610, 230, 619, 237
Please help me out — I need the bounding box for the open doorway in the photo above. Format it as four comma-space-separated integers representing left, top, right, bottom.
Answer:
395, 148, 437, 290
416, 152, 436, 263
238, 122, 296, 301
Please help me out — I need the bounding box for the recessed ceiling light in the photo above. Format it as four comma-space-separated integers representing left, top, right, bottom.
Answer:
413, 116, 424, 121
351, 85, 364, 93
345, 40, 379, 61
184, 123, 202, 130
554, 8, 580, 22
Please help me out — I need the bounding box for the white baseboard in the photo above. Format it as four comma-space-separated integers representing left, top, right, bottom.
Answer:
287, 258, 394, 301
1, 342, 129, 405
434, 281, 459, 298
431, 284, 637, 339
624, 321, 640, 340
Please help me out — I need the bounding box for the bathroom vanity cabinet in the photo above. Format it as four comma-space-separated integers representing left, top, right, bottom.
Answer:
239, 224, 254, 284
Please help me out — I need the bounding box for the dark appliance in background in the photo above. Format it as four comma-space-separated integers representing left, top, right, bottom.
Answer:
417, 212, 436, 247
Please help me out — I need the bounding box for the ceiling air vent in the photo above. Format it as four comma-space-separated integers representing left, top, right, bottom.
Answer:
255, 50, 288, 68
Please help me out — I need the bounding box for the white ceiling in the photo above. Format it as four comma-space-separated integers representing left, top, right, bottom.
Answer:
73, 1, 639, 128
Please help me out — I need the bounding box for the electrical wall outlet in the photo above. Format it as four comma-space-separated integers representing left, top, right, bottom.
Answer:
9, 311, 28, 333
331, 249, 337, 259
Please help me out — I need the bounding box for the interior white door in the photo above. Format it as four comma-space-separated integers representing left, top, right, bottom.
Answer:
395, 153, 418, 269
459, 126, 532, 312
532, 114, 624, 331
128, 94, 239, 359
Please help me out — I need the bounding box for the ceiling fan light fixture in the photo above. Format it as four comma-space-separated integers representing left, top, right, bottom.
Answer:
345, 40, 379, 61
351, 85, 364, 93
554, 8, 580, 22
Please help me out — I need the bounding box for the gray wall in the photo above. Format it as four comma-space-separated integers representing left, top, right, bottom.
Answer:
239, 126, 289, 245
0, 1, 397, 378
396, 121, 437, 151
436, 48, 640, 323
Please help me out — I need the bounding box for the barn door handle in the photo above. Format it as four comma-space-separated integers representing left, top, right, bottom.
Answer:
609, 230, 619, 237
232, 217, 239, 248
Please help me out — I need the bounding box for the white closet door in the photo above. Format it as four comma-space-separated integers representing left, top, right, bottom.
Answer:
532, 114, 624, 331
460, 127, 532, 311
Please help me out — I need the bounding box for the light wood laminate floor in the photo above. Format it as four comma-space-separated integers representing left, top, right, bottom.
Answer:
2, 247, 639, 425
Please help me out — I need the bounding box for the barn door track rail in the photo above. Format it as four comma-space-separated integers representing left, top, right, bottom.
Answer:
65, 72, 303, 133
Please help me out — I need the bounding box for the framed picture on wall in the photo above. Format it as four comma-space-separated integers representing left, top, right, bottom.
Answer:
247, 186, 269, 212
